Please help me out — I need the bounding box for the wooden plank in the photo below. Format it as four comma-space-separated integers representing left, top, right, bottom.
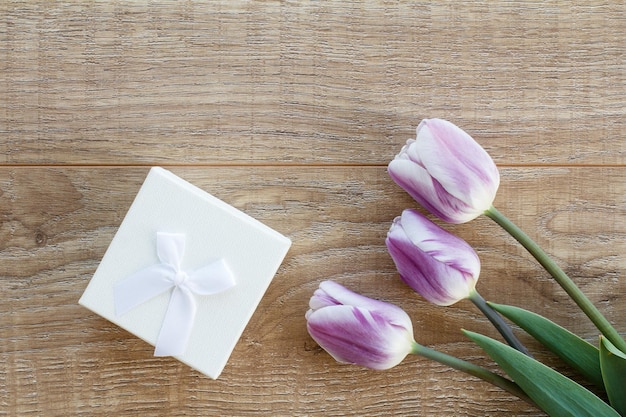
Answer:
1, 166, 623, 416
1, 1, 624, 165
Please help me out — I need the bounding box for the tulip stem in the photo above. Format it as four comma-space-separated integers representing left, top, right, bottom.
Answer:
411, 342, 535, 406
468, 290, 532, 357
484, 205, 626, 353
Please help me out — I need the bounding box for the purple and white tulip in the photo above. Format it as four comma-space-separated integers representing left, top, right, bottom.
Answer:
306, 281, 416, 370
388, 118, 500, 224
386, 209, 480, 306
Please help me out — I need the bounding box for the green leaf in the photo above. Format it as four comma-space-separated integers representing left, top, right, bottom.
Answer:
600, 336, 626, 415
464, 330, 619, 417
489, 302, 604, 389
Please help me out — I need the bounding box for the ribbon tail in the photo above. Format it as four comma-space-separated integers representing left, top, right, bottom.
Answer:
154, 285, 196, 357
114, 264, 175, 316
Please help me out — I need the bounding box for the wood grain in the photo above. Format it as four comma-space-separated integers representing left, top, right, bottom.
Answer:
1, 1, 624, 165
1, 1, 625, 416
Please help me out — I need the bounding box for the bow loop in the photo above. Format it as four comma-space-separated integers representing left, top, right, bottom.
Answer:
157, 232, 185, 268
187, 259, 236, 295
114, 233, 236, 356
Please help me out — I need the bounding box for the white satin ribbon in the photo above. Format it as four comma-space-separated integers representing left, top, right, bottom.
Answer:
114, 232, 236, 357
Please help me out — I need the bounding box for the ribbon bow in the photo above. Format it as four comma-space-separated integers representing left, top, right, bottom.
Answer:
114, 232, 236, 356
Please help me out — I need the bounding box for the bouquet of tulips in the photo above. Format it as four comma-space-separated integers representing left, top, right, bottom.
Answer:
305, 119, 626, 416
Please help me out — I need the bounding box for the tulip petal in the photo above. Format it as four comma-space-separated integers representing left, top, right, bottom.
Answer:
386, 219, 477, 306
310, 281, 412, 327
416, 119, 499, 211
398, 210, 480, 278
308, 287, 342, 311
306, 305, 414, 370
388, 159, 477, 223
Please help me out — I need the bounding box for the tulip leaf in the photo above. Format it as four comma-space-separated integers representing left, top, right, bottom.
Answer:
600, 336, 626, 415
463, 330, 619, 417
488, 302, 604, 389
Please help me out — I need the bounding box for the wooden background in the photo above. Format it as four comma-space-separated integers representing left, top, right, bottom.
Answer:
1, 1, 625, 416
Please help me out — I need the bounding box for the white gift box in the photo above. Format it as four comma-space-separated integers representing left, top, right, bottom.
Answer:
79, 167, 291, 379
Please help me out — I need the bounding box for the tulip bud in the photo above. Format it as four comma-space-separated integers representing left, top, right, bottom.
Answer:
388, 118, 500, 224
306, 281, 415, 370
386, 209, 480, 306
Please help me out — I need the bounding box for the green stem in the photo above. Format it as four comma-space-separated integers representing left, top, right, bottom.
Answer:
469, 289, 532, 357
411, 342, 535, 406
484, 205, 626, 353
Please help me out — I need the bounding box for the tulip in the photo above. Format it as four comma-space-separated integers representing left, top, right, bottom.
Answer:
306, 280, 415, 370
386, 209, 480, 306
388, 118, 500, 224
386, 209, 532, 355
305, 282, 534, 404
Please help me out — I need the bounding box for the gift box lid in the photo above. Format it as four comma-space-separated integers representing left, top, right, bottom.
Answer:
79, 167, 291, 379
